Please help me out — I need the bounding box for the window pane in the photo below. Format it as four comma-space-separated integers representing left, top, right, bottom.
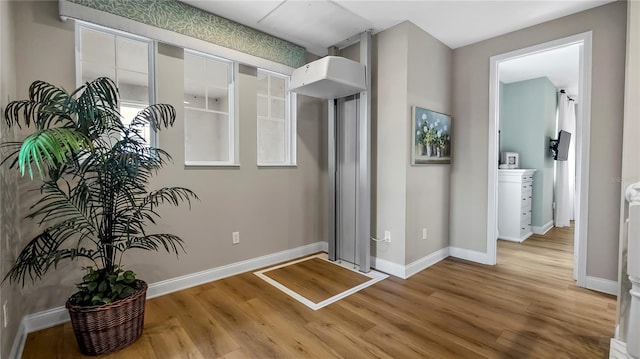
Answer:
81, 28, 115, 67
207, 86, 228, 112
184, 51, 234, 164
257, 70, 293, 165
117, 37, 148, 73
270, 76, 285, 98
257, 96, 268, 117
206, 59, 229, 88
257, 72, 268, 96
120, 104, 149, 146
184, 52, 205, 81
258, 119, 285, 163
81, 62, 116, 84
78, 25, 154, 146
185, 109, 229, 162
184, 79, 206, 109
271, 98, 285, 119
118, 70, 149, 103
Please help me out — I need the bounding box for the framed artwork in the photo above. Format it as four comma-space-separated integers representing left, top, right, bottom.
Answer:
412, 106, 452, 164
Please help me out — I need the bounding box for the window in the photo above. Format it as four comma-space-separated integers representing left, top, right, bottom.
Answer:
76, 22, 155, 146
183, 50, 236, 166
257, 69, 296, 166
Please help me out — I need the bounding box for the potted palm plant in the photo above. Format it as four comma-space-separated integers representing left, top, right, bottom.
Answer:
1, 77, 197, 355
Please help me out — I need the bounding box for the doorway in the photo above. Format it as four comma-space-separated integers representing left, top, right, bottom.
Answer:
336, 95, 360, 266
487, 32, 593, 287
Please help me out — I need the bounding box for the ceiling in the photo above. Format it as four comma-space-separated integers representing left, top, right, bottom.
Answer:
499, 43, 581, 97
181, 0, 614, 55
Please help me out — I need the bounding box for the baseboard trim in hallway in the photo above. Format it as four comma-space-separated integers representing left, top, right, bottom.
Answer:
586, 276, 618, 296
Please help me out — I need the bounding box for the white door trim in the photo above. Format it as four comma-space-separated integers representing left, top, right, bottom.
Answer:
487, 31, 592, 288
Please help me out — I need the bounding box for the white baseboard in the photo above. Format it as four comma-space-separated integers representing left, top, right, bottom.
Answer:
372, 247, 455, 279
532, 220, 554, 235
610, 338, 631, 358
586, 276, 618, 296
146, 241, 325, 299
24, 305, 70, 333
404, 247, 450, 278
449, 247, 488, 264
10, 241, 326, 358
370, 256, 406, 278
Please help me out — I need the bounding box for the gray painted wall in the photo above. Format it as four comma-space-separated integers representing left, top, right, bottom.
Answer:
8, 0, 325, 316
405, 22, 452, 264
500, 77, 556, 228
372, 21, 452, 266
451, 1, 626, 280
372, 22, 409, 265
0, 2, 21, 358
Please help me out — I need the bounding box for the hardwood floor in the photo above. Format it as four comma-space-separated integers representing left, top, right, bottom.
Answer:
263, 257, 372, 303
22, 227, 616, 358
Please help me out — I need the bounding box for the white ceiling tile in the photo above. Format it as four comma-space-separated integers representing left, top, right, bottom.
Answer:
180, 0, 614, 56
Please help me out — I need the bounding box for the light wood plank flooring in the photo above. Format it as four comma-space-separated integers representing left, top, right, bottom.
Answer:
22, 226, 616, 358
263, 257, 372, 303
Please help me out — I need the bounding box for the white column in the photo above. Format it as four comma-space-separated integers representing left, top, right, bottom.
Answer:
626, 183, 640, 358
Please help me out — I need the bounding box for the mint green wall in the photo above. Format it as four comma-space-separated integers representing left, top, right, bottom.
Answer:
499, 77, 557, 228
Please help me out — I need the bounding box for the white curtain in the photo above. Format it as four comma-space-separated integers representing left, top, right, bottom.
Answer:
555, 92, 576, 227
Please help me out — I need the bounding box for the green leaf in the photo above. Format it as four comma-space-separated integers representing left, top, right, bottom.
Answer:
91, 295, 102, 304
97, 281, 107, 293
87, 282, 97, 292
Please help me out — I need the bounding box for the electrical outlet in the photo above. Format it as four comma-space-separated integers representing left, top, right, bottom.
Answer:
232, 232, 240, 244
422, 228, 428, 240
3, 301, 8, 328
384, 230, 391, 243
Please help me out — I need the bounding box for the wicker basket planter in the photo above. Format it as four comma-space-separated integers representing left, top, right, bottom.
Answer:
66, 280, 148, 356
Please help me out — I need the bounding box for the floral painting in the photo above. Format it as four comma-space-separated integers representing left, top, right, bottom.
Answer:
412, 107, 451, 164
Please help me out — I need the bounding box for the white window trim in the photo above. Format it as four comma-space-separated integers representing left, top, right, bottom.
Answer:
74, 21, 158, 148
183, 50, 239, 167
257, 68, 297, 167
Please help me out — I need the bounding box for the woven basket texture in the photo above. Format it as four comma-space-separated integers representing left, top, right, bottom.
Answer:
66, 280, 147, 356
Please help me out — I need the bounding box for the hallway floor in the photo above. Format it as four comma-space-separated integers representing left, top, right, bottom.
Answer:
22, 226, 615, 358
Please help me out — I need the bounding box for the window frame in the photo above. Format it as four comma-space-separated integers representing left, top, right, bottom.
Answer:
183, 49, 238, 167
74, 21, 157, 148
256, 68, 297, 167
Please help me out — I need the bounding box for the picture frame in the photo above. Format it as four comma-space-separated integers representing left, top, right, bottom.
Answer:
411, 106, 452, 165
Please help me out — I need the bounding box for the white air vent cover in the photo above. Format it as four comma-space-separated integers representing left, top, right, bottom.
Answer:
290, 56, 366, 99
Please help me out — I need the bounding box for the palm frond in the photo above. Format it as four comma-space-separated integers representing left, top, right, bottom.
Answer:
130, 104, 176, 131
124, 233, 185, 257
18, 128, 92, 179
2, 77, 196, 286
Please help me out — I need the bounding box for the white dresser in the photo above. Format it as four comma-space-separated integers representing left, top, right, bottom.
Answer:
498, 169, 536, 242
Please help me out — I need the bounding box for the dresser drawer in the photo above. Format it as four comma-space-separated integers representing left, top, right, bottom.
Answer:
519, 208, 532, 219
521, 194, 532, 209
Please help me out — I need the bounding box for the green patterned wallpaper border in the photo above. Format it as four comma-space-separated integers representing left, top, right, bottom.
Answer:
66, 0, 307, 68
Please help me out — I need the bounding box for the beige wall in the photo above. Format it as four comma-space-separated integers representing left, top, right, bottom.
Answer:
372, 23, 409, 264
451, 1, 627, 280
372, 21, 452, 266
405, 23, 452, 263
0, 2, 21, 357
617, 0, 640, 343
9, 0, 325, 316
